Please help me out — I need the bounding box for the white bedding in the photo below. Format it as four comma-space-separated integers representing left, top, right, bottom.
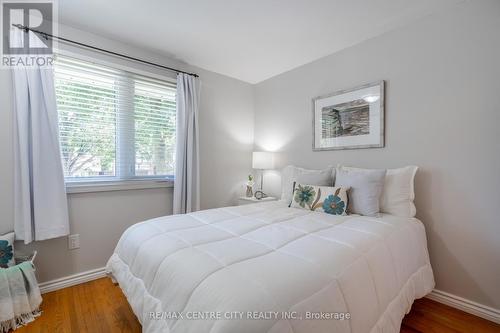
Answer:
106, 201, 434, 333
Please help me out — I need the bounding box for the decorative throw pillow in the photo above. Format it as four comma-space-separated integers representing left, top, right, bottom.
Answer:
335, 166, 386, 217
340, 165, 418, 217
281, 165, 335, 204
0, 232, 15, 268
291, 183, 349, 215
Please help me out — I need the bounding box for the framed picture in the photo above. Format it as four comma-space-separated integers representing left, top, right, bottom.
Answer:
312, 80, 385, 151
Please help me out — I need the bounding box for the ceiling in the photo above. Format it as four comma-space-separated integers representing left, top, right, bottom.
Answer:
58, 0, 463, 84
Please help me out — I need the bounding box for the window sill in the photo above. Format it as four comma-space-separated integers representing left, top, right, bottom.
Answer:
65, 179, 174, 194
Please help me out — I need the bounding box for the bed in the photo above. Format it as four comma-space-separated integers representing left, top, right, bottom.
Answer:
106, 200, 434, 333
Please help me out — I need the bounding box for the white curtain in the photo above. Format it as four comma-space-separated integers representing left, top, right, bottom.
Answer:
173, 73, 200, 214
11, 30, 69, 244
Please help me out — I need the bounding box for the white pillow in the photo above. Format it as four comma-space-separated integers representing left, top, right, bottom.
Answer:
381, 166, 418, 217
341, 165, 418, 217
281, 165, 335, 204
335, 166, 386, 216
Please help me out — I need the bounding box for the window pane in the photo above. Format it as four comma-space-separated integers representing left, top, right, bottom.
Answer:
54, 55, 176, 182
54, 59, 117, 178
134, 78, 176, 177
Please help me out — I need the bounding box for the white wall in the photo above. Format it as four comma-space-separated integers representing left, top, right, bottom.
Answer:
0, 23, 254, 282
197, 69, 254, 210
254, 1, 500, 309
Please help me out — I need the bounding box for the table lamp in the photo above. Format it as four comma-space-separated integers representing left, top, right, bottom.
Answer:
252, 151, 275, 199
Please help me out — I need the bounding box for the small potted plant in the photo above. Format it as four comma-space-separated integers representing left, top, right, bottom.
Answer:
246, 174, 254, 197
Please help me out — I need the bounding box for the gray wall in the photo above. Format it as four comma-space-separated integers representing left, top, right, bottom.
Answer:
0, 23, 254, 282
254, 0, 500, 309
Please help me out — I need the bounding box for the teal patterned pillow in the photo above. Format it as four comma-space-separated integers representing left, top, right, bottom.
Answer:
0, 232, 15, 268
291, 183, 349, 215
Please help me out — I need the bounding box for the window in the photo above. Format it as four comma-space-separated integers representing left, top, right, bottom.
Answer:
54, 55, 176, 183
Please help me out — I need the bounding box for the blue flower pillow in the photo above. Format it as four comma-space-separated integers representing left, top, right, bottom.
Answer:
291, 183, 349, 215
0, 232, 15, 268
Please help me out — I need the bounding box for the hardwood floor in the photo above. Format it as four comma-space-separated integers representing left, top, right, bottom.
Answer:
15, 278, 500, 333
401, 298, 500, 333
15, 278, 141, 333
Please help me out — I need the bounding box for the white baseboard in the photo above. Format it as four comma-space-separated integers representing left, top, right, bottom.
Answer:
38, 267, 107, 294
426, 289, 500, 324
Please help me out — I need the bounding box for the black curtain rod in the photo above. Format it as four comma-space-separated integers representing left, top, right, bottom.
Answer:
12, 24, 199, 78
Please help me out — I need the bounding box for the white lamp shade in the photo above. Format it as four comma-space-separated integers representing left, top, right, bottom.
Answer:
252, 152, 275, 170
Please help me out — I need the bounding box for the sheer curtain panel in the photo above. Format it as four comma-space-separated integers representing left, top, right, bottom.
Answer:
11, 30, 69, 244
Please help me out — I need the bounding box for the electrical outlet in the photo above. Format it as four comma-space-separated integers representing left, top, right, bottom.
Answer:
68, 234, 80, 250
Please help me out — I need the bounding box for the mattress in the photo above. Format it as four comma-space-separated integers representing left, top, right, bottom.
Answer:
106, 201, 434, 333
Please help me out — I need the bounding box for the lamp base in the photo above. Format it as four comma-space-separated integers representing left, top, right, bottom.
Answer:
254, 190, 268, 200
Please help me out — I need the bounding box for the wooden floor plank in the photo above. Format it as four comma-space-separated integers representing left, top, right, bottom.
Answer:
402, 298, 500, 333
400, 324, 421, 333
13, 278, 500, 333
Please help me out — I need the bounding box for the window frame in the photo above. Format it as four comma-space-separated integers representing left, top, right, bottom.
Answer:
54, 49, 177, 192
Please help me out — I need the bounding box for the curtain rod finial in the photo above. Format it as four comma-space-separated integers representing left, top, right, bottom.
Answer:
11, 23, 29, 32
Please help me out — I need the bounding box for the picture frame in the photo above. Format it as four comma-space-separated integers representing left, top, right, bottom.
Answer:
312, 80, 385, 151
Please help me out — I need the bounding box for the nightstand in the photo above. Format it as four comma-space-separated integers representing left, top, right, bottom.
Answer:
238, 196, 277, 205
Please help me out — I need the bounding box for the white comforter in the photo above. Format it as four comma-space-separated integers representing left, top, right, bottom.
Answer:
107, 201, 434, 333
